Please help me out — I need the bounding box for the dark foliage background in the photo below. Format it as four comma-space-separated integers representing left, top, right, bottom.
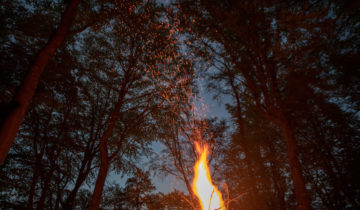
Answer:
0, 0, 359, 209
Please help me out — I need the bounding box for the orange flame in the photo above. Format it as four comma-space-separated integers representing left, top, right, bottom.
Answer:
192, 142, 225, 210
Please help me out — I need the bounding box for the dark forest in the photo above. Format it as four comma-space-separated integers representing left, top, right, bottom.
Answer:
0, 0, 359, 209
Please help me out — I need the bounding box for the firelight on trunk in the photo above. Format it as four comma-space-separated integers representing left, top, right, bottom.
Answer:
192, 142, 225, 210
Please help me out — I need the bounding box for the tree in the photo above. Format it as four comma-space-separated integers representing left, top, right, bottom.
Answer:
179, 0, 360, 209
100, 170, 157, 210
87, 2, 194, 209
0, 0, 82, 164
1, 2, 148, 208
1, 0, 359, 209
1, 1, 194, 209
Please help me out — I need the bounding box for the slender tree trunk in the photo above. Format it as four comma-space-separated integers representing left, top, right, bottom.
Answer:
28, 168, 40, 210
229, 76, 259, 209
63, 160, 93, 210
88, 152, 109, 210
64, 136, 96, 209
280, 122, 311, 210
53, 168, 63, 210
182, 172, 195, 203
246, 58, 311, 209
88, 81, 131, 210
28, 128, 46, 210
37, 166, 56, 210
63, 174, 88, 210
0, 0, 81, 164
178, 159, 196, 207
28, 151, 43, 210
88, 131, 115, 209
267, 141, 286, 210
55, 189, 62, 210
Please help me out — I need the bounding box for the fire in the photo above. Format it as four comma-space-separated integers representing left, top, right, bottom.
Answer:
192, 142, 225, 210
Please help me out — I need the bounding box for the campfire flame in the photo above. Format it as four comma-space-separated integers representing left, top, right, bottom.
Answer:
192, 142, 225, 210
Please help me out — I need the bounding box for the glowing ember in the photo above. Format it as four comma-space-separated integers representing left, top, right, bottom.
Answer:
192, 142, 226, 210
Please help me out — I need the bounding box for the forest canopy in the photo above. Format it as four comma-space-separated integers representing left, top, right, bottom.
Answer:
0, 0, 359, 209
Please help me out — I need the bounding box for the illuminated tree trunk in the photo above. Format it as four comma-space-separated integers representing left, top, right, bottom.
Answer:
178, 160, 196, 207
0, 0, 81, 164
280, 120, 311, 210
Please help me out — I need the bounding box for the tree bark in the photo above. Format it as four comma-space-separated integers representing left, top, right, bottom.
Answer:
228, 75, 259, 209
88, 78, 131, 210
0, 0, 81, 164
178, 158, 196, 205
267, 140, 287, 210
28, 168, 40, 210
36, 165, 56, 210
63, 173, 89, 210
280, 121, 311, 210
88, 150, 109, 210
28, 122, 47, 210
63, 156, 94, 210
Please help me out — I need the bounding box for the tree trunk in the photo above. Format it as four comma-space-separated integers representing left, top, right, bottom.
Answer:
229, 76, 259, 209
28, 129, 46, 210
28, 167, 40, 210
182, 172, 195, 203
267, 141, 287, 210
63, 158, 93, 210
36, 166, 56, 210
178, 160, 196, 207
0, 0, 81, 164
88, 81, 131, 210
280, 122, 311, 210
88, 154, 109, 210
63, 174, 88, 210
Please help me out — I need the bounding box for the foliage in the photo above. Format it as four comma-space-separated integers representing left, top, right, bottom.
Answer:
0, 0, 359, 209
